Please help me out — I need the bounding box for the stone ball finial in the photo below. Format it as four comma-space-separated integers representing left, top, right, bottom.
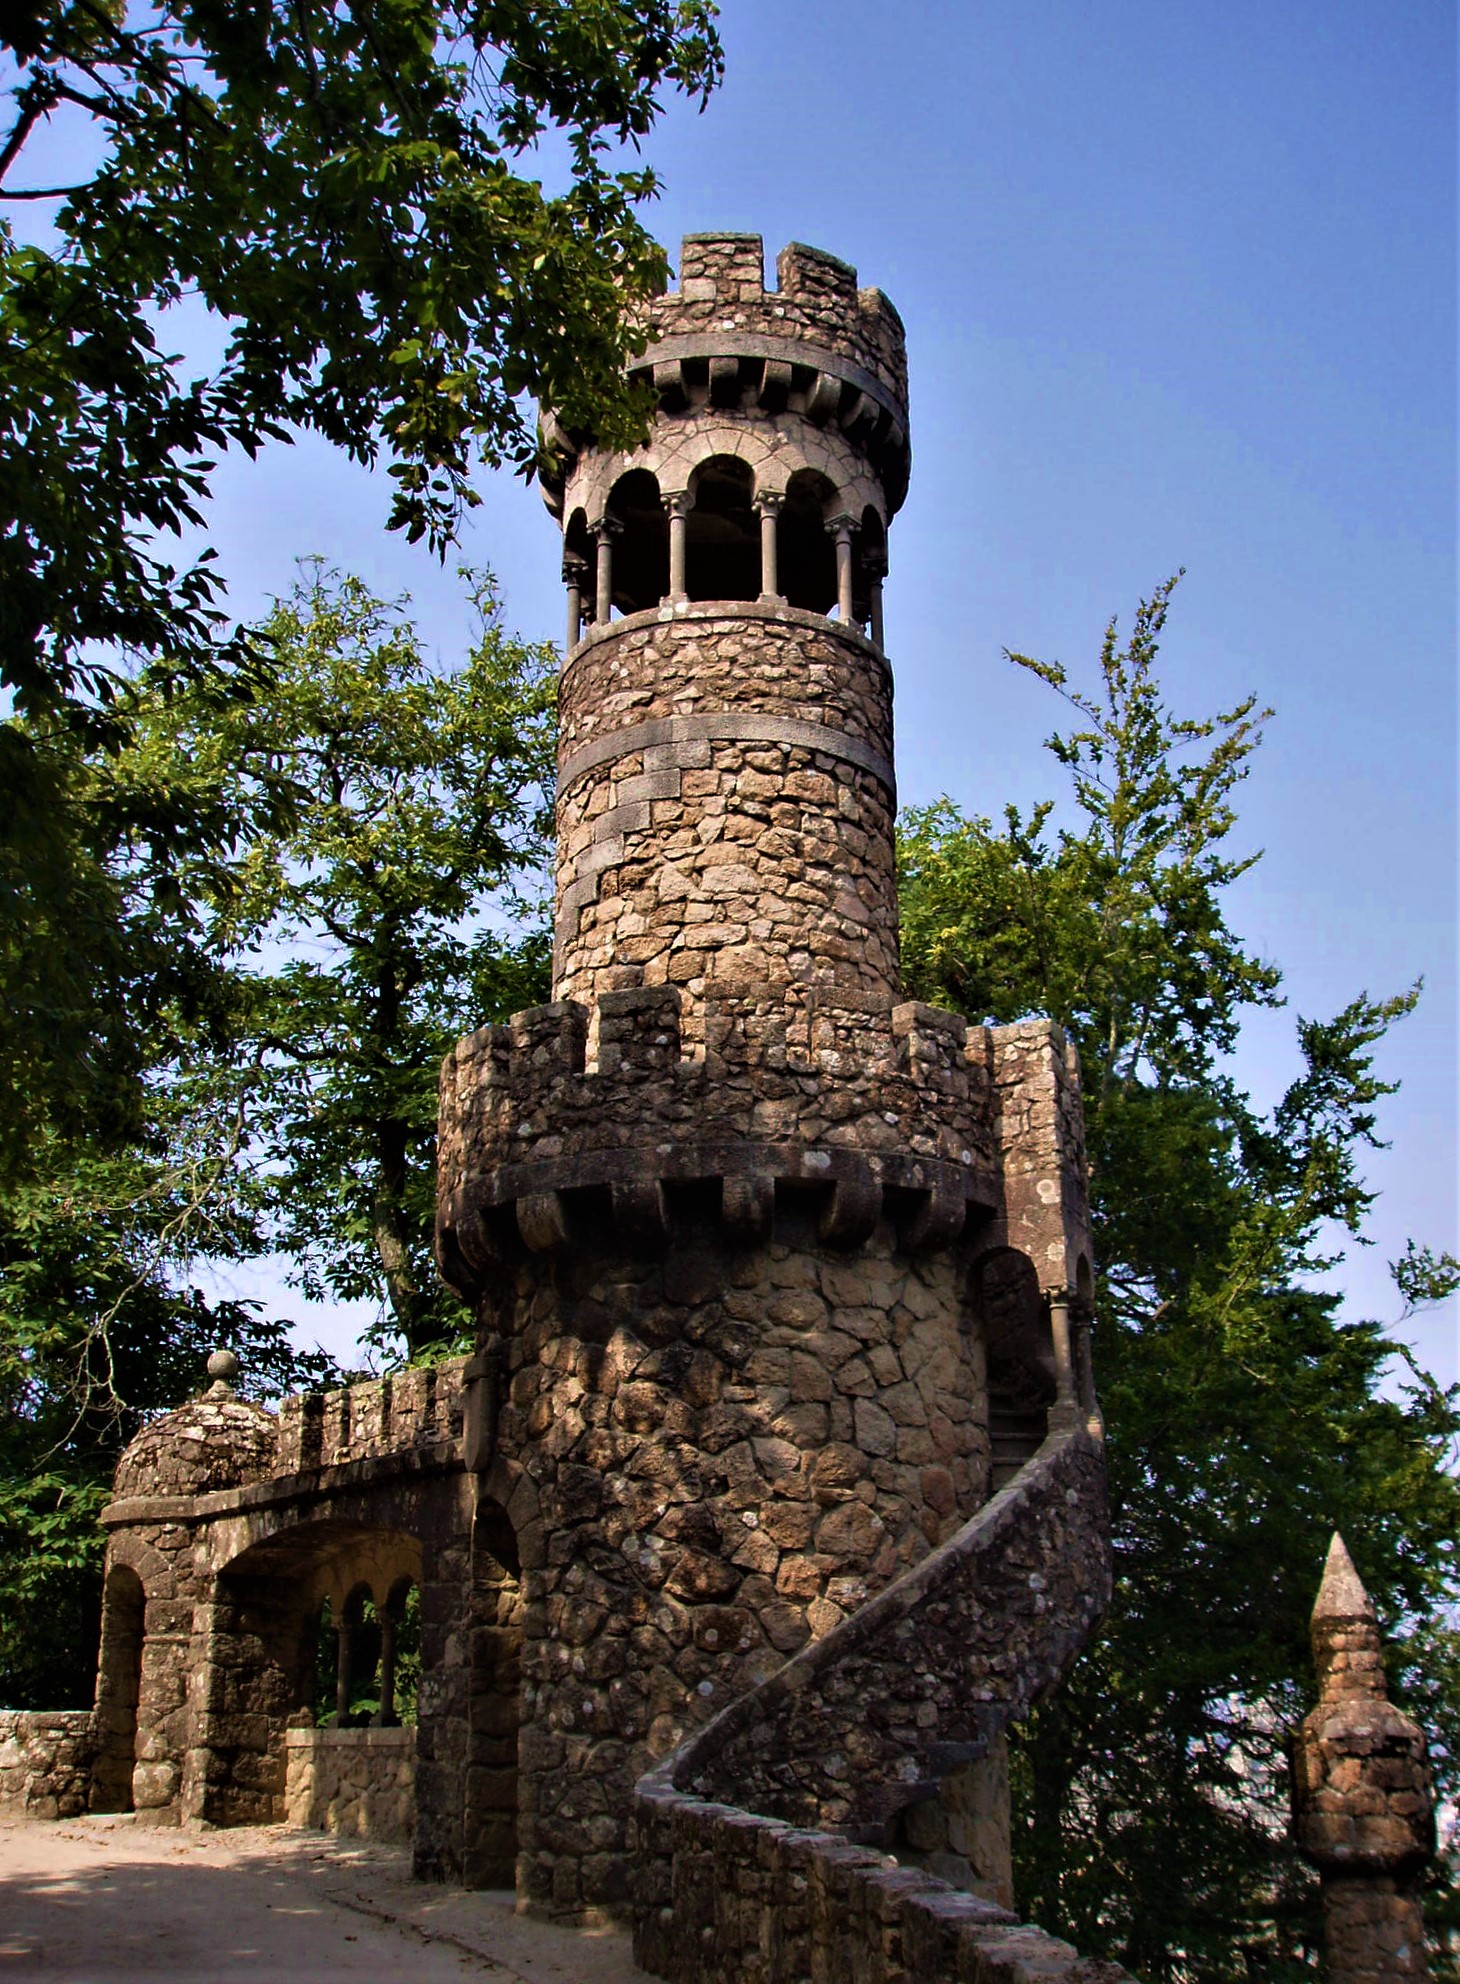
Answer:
206, 1348, 240, 1396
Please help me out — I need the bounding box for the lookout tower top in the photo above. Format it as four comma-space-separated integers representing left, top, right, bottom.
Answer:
541, 234, 910, 649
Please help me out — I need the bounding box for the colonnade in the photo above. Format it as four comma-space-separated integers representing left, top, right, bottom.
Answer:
562, 496, 887, 650
327, 1580, 413, 1728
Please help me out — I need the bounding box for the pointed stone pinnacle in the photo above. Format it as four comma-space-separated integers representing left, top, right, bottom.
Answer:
1312, 1532, 1377, 1626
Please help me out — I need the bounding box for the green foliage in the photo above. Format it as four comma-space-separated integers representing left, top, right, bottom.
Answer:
898, 577, 1460, 1981
0, 564, 555, 1697
0, 1123, 337, 1705
128, 564, 556, 1356
0, 0, 719, 1176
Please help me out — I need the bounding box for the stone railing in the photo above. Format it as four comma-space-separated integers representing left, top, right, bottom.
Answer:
273, 1358, 468, 1475
631, 1422, 1128, 1984
0, 1710, 96, 1819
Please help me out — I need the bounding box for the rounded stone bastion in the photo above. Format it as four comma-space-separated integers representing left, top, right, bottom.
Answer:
111, 1353, 277, 1501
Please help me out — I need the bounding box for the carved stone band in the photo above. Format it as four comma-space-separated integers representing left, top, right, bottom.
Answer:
558, 711, 896, 803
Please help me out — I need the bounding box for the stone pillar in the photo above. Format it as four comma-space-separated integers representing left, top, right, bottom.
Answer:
867, 555, 886, 649
333, 1618, 354, 1727
666, 491, 690, 601
1292, 1534, 1434, 1983
594, 518, 619, 625
563, 557, 586, 651
1046, 1290, 1078, 1427
828, 513, 855, 622
756, 490, 783, 601
374, 1612, 399, 1728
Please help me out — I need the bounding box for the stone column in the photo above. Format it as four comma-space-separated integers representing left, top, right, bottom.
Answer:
666, 491, 690, 601
594, 518, 619, 625
756, 489, 784, 601
866, 554, 886, 649
1046, 1290, 1079, 1427
563, 557, 587, 651
333, 1618, 353, 1727
373, 1612, 399, 1728
827, 513, 855, 622
1292, 1534, 1434, 1983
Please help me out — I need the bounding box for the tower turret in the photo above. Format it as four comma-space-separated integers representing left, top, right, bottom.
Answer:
436, 234, 1099, 1922
538, 234, 908, 1034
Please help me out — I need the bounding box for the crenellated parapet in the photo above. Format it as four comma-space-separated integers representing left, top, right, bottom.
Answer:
272, 1361, 468, 1476
543, 235, 908, 652
435, 986, 1092, 1301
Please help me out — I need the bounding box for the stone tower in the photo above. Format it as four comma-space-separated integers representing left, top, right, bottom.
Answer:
435, 233, 1100, 1919
1292, 1534, 1434, 1983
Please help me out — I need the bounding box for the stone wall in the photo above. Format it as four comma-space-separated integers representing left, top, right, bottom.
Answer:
0, 1711, 95, 1819
630, 1424, 1118, 1982
632, 1797, 1131, 1984
285, 1727, 416, 1844
553, 609, 897, 1020
478, 1204, 992, 1920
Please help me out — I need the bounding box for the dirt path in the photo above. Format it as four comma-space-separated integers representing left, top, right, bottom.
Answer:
0, 1817, 650, 1983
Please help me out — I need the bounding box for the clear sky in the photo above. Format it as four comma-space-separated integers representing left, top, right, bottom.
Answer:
28, 3, 1460, 1382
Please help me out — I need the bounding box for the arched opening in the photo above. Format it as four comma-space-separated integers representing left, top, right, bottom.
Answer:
331, 1581, 377, 1726
686, 455, 759, 603
91, 1564, 144, 1812
777, 468, 839, 614
976, 1249, 1056, 1492
563, 506, 591, 589
462, 1503, 523, 1889
605, 469, 668, 614
378, 1577, 419, 1728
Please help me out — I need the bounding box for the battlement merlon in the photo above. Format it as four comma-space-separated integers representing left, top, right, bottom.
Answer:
540, 235, 910, 524
434, 987, 1093, 1299
651, 235, 907, 403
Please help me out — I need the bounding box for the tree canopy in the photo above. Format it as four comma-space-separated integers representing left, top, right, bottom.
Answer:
148, 565, 558, 1356
0, 0, 720, 1179
0, 566, 555, 1702
898, 578, 1460, 1979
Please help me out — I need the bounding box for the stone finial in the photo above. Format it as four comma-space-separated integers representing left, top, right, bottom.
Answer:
205, 1348, 240, 1398
1292, 1534, 1435, 1983
1311, 1532, 1388, 1701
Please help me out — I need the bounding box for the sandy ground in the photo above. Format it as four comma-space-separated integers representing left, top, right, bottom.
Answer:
0, 1816, 650, 1983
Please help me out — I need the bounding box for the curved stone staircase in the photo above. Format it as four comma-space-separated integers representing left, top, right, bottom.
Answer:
631, 1414, 1130, 1984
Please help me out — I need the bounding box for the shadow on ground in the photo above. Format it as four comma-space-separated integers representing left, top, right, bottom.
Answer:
0, 1817, 646, 1983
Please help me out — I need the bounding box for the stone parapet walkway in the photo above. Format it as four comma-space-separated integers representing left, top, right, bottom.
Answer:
0, 1817, 648, 1982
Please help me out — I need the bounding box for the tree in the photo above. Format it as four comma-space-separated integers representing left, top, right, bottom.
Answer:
897, 578, 1460, 1981
0, 1107, 338, 1707
139, 564, 557, 1357
0, 563, 558, 1699
0, 0, 720, 1175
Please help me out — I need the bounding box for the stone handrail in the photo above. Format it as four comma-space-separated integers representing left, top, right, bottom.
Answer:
632, 1420, 1130, 1983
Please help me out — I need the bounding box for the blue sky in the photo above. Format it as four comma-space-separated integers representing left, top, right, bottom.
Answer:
19, 2, 1458, 1381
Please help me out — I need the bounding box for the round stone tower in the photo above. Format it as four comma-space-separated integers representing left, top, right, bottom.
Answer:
539, 231, 909, 1040
436, 234, 1094, 1921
